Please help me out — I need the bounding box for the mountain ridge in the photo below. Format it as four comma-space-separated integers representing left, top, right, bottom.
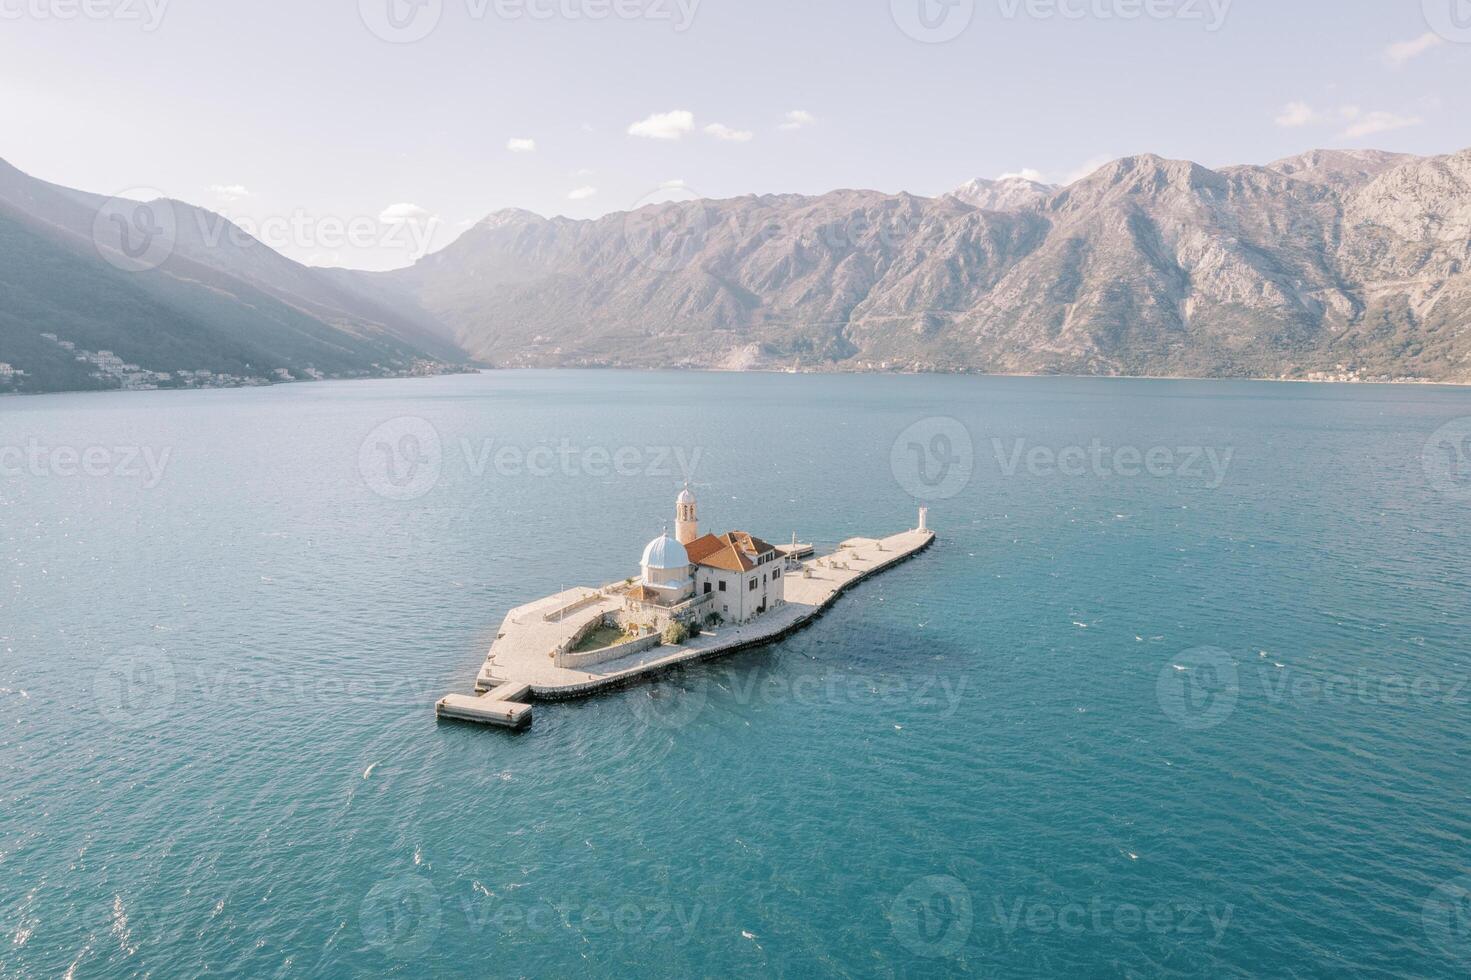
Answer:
5, 147, 1471, 392
350, 145, 1471, 383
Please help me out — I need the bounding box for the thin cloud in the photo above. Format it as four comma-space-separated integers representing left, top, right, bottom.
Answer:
1338, 110, 1423, 139
778, 110, 816, 131
705, 123, 754, 143
997, 169, 1047, 183
1274, 101, 1319, 128
628, 110, 695, 140
379, 202, 432, 223
567, 186, 598, 200
1383, 32, 1444, 67
507, 137, 536, 153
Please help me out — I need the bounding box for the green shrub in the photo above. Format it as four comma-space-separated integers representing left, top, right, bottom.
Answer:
661, 621, 690, 646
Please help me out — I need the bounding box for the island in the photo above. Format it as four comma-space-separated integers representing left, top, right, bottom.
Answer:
436, 488, 936, 729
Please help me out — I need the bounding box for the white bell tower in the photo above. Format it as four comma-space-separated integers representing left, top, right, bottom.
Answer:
675, 485, 699, 545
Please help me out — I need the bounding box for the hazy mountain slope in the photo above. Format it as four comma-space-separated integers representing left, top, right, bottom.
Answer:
1265, 149, 1419, 189
947, 175, 1058, 212
360, 148, 1471, 382
0, 158, 466, 392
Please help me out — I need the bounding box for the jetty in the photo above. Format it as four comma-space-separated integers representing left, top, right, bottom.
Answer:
436, 498, 935, 729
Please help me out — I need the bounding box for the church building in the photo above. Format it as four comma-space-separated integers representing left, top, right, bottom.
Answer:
625, 487, 786, 628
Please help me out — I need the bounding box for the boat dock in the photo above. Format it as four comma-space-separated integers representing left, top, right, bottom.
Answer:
436, 523, 935, 729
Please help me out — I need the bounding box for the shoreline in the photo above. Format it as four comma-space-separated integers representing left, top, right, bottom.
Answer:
7, 364, 1470, 399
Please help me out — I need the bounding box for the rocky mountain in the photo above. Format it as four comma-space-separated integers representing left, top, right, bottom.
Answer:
7, 148, 1471, 392
0, 158, 467, 394
357, 148, 1471, 382
947, 175, 1057, 212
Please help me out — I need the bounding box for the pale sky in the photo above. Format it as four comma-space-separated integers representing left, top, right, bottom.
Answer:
2, 0, 1468, 270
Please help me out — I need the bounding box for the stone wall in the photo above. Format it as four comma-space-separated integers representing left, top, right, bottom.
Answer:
556, 630, 662, 670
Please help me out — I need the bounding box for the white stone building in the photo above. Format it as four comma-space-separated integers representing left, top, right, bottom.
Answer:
624, 487, 786, 628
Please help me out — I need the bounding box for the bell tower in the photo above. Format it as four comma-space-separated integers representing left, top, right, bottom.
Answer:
675, 485, 698, 545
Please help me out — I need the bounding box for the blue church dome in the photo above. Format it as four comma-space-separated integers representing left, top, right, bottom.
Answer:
641, 533, 689, 570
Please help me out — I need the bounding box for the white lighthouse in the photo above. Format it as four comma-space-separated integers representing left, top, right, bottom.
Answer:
675, 485, 699, 545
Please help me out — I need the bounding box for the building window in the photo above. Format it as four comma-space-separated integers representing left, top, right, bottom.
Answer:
718, 580, 727, 592
773, 568, 781, 579
704, 582, 712, 594
748, 578, 757, 591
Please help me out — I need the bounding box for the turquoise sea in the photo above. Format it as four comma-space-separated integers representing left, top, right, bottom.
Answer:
3, 371, 1470, 977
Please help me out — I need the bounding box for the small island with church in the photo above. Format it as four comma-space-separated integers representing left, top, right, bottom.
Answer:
436, 487, 936, 729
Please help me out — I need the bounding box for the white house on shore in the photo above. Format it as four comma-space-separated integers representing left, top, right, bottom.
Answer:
625, 487, 786, 628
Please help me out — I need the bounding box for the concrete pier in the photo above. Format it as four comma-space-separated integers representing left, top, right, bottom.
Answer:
438, 525, 935, 727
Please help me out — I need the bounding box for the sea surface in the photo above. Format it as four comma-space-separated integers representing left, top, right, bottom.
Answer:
2, 371, 1470, 978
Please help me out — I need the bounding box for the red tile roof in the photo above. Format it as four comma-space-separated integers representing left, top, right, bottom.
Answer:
686, 531, 776, 572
